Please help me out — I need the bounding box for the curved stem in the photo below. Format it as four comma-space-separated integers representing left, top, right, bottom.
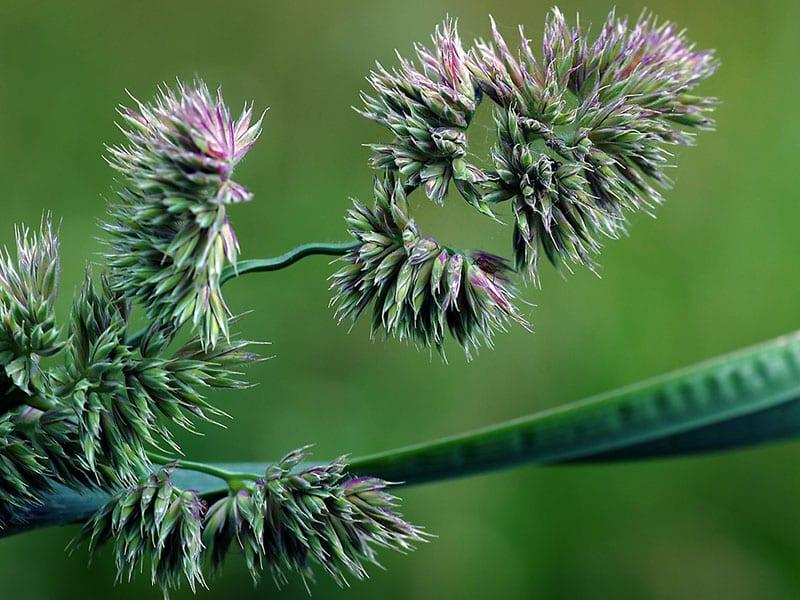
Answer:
147, 451, 261, 484
126, 238, 357, 347
348, 330, 800, 485
220, 239, 359, 285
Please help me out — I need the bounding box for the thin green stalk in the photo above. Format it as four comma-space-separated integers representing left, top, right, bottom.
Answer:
349, 330, 800, 485
220, 239, 359, 285
147, 451, 261, 485
126, 239, 357, 348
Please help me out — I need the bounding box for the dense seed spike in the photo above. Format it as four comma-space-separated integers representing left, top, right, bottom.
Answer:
203, 448, 427, 587
469, 9, 717, 280
331, 176, 530, 358
103, 80, 264, 348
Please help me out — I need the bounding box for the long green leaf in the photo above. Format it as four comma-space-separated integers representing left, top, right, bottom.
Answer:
348, 331, 800, 482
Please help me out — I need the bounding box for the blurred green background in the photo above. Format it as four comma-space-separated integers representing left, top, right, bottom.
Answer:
0, 0, 798, 598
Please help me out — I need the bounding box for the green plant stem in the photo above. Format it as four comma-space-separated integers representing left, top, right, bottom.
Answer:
348, 330, 800, 485
126, 238, 358, 348
220, 239, 359, 285
147, 451, 261, 485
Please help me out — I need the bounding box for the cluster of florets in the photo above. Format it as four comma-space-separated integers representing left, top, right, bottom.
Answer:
103, 80, 263, 348
73, 467, 207, 593
0, 220, 63, 397
77, 449, 425, 593
332, 175, 529, 357
0, 83, 262, 530
359, 20, 488, 212
0, 218, 259, 509
344, 9, 717, 350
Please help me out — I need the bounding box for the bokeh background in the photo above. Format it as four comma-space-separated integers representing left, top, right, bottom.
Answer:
0, 0, 798, 598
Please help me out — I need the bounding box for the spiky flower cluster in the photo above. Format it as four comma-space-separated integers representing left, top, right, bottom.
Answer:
360, 19, 489, 212
0, 214, 259, 511
74, 467, 206, 593
0, 79, 427, 596
0, 220, 63, 398
350, 9, 716, 350
471, 10, 718, 279
0, 84, 267, 513
104, 80, 263, 348
78, 449, 425, 593
331, 176, 529, 357
45, 274, 255, 485
0, 8, 719, 596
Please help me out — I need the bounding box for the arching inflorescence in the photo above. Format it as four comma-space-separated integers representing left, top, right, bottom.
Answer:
336, 9, 717, 352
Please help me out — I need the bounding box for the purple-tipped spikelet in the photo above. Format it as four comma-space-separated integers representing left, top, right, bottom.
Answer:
331, 176, 530, 358
103, 80, 263, 348
359, 19, 491, 213
203, 448, 426, 588
470, 9, 718, 280
77, 450, 424, 593
73, 467, 207, 594
358, 11, 717, 286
